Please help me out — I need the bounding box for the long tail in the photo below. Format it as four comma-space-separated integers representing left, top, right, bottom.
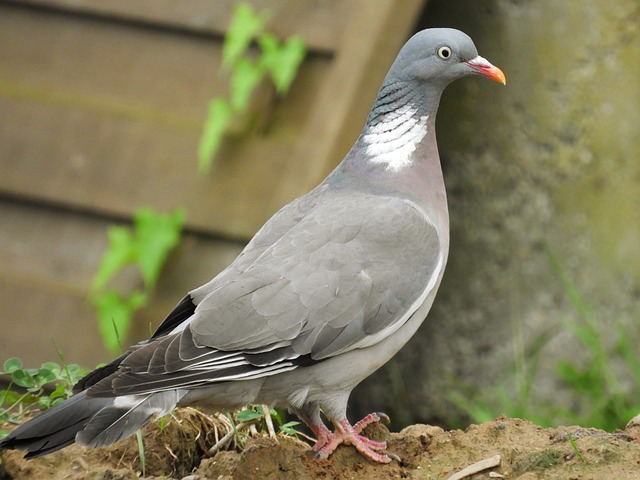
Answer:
0, 390, 186, 459
0, 391, 109, 458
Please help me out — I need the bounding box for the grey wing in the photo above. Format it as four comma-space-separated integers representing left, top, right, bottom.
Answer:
141, 185, 328, 341
87, 194, 442, 397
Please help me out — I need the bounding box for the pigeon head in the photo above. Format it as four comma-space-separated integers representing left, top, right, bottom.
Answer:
342, 28, 505, 177
390, 28, 506, 88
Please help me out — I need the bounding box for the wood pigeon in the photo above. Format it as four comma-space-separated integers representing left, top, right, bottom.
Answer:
0, 27, 505, 463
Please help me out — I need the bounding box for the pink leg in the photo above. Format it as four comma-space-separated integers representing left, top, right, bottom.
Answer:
313, 413, 398, 464
307, 422, 333, 452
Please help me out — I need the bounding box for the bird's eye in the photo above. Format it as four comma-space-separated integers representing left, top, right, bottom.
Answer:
437, 46, 452, 59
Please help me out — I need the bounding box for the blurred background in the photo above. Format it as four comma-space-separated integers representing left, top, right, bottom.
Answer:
1, 0, 638, 431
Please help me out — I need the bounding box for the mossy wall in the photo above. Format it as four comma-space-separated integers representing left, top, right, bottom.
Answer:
353, 0, 640, 426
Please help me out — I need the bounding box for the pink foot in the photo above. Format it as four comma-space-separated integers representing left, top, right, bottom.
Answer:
310, 413, 398, 464
308, 423, 333, 452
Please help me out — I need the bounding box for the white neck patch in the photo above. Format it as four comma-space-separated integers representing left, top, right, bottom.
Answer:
362, 104, 428, 172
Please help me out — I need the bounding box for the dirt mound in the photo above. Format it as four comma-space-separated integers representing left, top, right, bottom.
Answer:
2, 414, 640, 479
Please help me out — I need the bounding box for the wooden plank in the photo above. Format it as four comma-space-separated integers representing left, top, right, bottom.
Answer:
0, 4, 330, 239
272, 0, 428, 207
0, 200, 134, 295
8, 0, 353, 53
0, 200, 125, 366
0, 199, 244, 367
0, 278, 108, 368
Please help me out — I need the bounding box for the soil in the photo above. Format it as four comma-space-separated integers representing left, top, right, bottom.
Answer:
2, 410, 640, 479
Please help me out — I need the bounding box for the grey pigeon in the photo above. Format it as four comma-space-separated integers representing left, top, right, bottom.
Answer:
0, 28, 505, 463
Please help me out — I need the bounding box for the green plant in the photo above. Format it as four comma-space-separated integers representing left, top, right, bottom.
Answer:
234, 405, 303, 440
449, 327, 560, 427
198, 2, 307, 173
548, 249, 640, 431
449, 250, 640, 431
0, 357, 89, 440
203, 405, 310, 457
91, 207, 185, 354
156, 414, 169, 433
566, 432, 585, 462
136, 429, 146, 476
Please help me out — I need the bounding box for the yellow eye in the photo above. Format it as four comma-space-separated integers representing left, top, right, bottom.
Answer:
437, 46, 452, 59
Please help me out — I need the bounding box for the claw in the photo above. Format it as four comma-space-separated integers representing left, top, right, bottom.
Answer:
309, 450, 324, 460
376, 412, 391, 424
308, 413, 395, 463
387, 452, 402, 462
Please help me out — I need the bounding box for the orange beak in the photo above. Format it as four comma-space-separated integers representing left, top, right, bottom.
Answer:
466, 55, 506, 85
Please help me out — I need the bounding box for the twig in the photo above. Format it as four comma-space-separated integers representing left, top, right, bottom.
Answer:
207, 421, 250, 456
262, 404, 278, 440
447, 454, 501, 480
293, 429, 317, 444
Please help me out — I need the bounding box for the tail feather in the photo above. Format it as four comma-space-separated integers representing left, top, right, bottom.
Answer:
0, 391, 111, 459
0, 390, 187, 459
76, 389, 187, 448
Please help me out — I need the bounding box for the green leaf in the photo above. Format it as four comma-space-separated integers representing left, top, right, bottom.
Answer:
279, 420, 301, 436
1, 389, 21, 406
91, 208, 183, 351
38, 395, 53, 410
157, 415, 169, 433
64, 364, 90, 386
92, 226, 136, 292
136, 429, 146, 477
198, 98, 233, 173
95, 291, 147, 354
235, 408, 264, 423
33, 368, 56, 387
50, 396, 66, 408
3, 357, 22, 374
259, 34, 306, 94
49, 382, 68, 401
223, 3, 268, 67
256, 32, 278, 56
133, 208, 185, 288
11, 369, 36, 389
229, 58, 265, 112
40, 362, 61, 377
269, 408, 284, 426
